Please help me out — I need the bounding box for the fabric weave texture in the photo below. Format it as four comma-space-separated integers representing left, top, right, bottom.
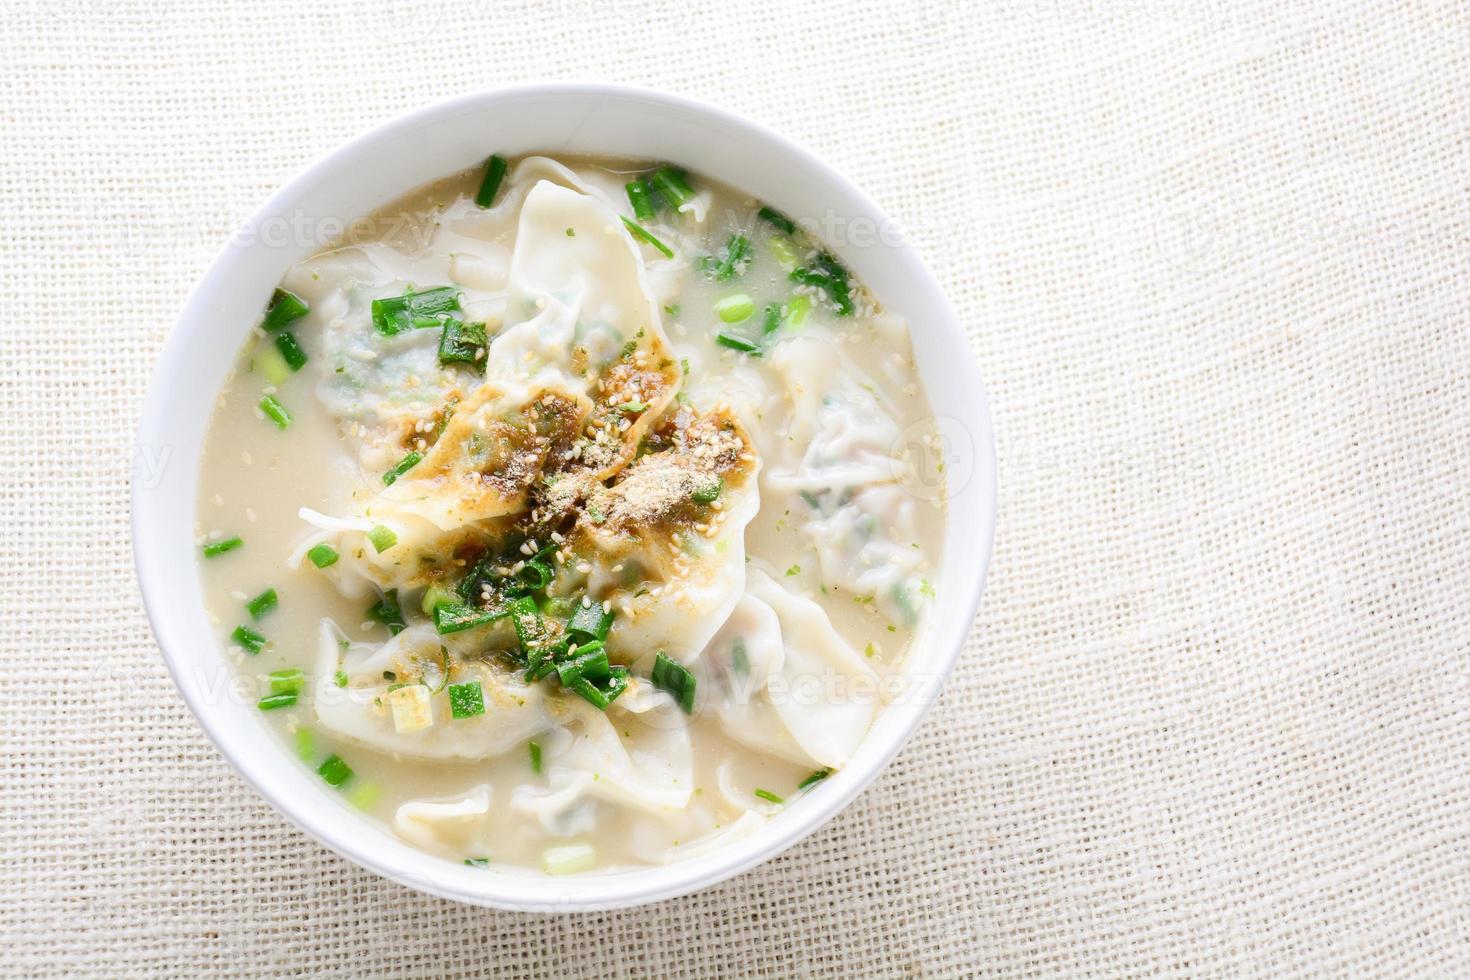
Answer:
2, 0, 1468, 975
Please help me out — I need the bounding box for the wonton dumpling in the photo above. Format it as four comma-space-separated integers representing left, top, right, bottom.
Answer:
511, 686, 693, 830
394, 785, 495, 856
561, 405, 761, 663
705, 570, 881, 769
312, 621, 553, 761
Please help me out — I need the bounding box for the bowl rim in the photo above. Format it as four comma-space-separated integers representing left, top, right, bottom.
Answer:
132, 81, 997, 911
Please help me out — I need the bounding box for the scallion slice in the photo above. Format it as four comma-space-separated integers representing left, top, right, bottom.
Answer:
762, 302, 783, 335
257, 692, 296, 711
715, 332, 761, 355
464, 857, 490, 868
651, 166, 694, 208
231, 624, 266, 654
555, 641, 610, 686
259, 395, 292, 430
432, 601, 505, 635
202, 535, 243, 558
754, 788, 784, 805
438, 319, 488, 369
268, 668, 304, 696
294, 727, 315, 762
273, 330, 308, 371
382, 451, 422, 487
543, 843, 596, 876
711, 234, 751, 282
306, 543, 339, 568
714, 293, 755, 324
798, 768, 834, 790
262, 288, 309, 332
790, 253, 855, 316
246, 588, 278, 620
757, 206, 797, 234
625, 179, 656, 221
367, 589, 406, 635
371, 286, 462, 336
475, 154, 509, 208
692, 476, 722, 504
620, 217, 674, 258
566, 600, 614, 643
317, 754, 353, 786
448, 680, 485, 719
529, 740, 543, 774
366, 525, 397, 553
651, 651, 696, 714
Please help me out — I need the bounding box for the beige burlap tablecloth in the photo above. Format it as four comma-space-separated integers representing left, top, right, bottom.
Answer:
4, 0, 1469, 975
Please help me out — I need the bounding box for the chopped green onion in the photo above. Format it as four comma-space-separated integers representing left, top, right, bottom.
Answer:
692, 476, 722, 504
542, 596, 577, 620
268, 668, 304, 696
202, 535, 243, 558
262, 288, 309, 332
762, 303, 783, 335
347, 782, 380, 810
651, 651, 696, 714
448, 680, 485, 719
515, 560, 553, 592
754, 788, 784, 805
714, 293, 755, 323
231, 624, 266, 654
784, 294, 812, 326
317, 754, 353, 787
710, 234, 751, 281
438, 319, 488, 369
432, 601, 504, 635
367, 525, 397, 553
259, 395, 291, 430
257, 692, 296, 711
651, 166, 694, 208
556, 641, 610, 686
715, 332, 762, 355
565, 666, 629, 710
785, 564, 800, 577
620, 217, 674, 258
246, 588, 278, 620
421, 584, 457, 616
507, 595, 549, 653
529, 740, 543, 774
255, 344, 292, 386
367, 589, 406, 635
273, 330, 307, 371
381, 451, 422, 487
464, 857, 490, 868
767, 235, 799, 268
475, 154, 509, 208
306, 543, 339, 568
758, 206, 797, 234
294, 727, 315, 762
619, 400, 648, 414
543, 843, 596, 875
790, 253, 854, 316
566, 600, 614, 643
333, 670, 348, 688
798, 768, 833, 790
371, 286, 461, 336
626, 179, 656, 221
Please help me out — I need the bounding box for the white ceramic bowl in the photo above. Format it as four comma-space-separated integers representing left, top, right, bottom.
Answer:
132, 83, 997, 911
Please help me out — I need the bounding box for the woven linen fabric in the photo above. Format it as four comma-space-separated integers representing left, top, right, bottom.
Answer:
4, 0, 1469, 975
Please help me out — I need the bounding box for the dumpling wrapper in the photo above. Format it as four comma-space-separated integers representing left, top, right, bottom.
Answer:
394, 785, 496, 856
312, 621, 554, 762
705, 570, 882, 769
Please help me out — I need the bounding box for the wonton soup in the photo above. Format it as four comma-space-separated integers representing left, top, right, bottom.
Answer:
197, 154, 945, 873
